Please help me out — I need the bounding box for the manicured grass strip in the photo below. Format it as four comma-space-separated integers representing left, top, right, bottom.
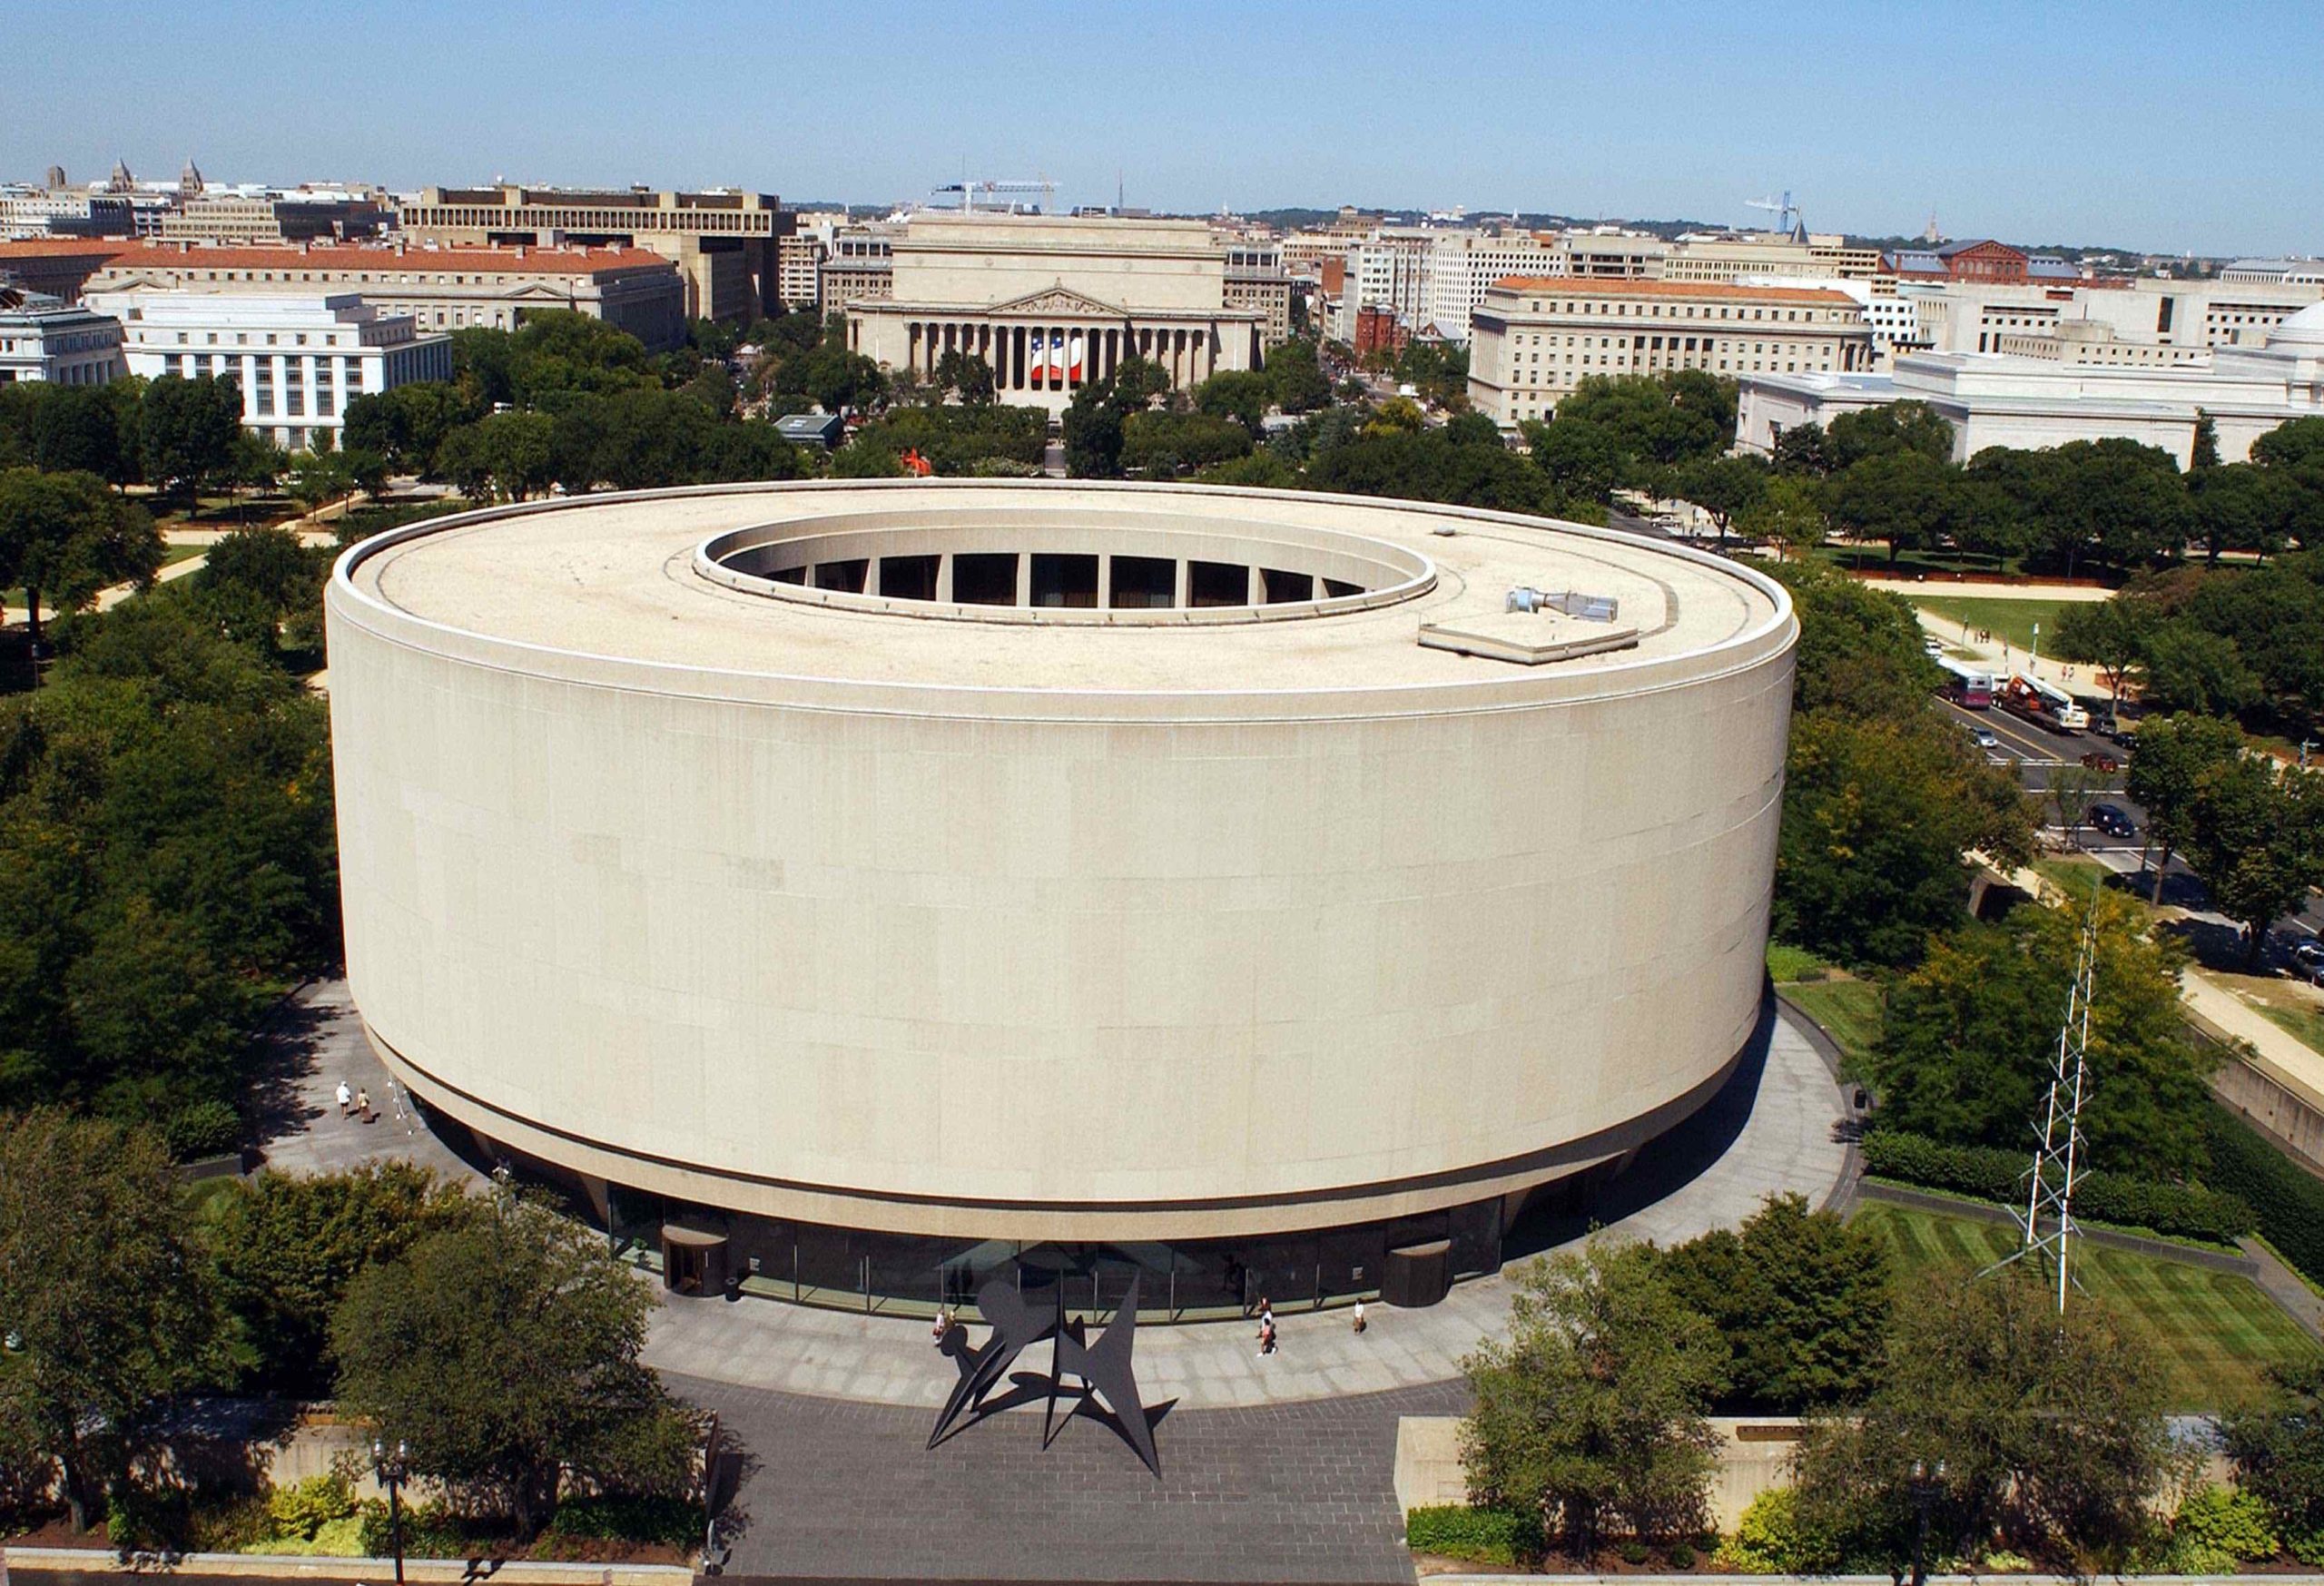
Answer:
1851, 1200, 2317, 1412
2260, 1002, 2324, 1061
1778, 977, 1885, 1069
1911, 596, 2073, 656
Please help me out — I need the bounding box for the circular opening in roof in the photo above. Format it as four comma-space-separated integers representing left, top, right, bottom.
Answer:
695, 504, 1437, 626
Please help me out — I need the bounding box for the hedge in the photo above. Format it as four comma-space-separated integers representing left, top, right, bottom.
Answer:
2204, 1105, 2324, 1284
1404, 1503, 1543, 1565
1861, 1129, 2257, 1245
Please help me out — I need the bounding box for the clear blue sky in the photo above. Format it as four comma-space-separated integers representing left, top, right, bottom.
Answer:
9, 0, 2319, 257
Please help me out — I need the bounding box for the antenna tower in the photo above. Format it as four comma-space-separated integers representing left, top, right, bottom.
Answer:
1983, 887, 2101, 1311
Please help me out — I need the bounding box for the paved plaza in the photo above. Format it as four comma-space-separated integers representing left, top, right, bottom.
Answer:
261, 983, 1851, 1581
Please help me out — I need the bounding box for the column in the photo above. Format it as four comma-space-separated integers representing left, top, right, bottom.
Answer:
1173, 558, 1191, 610
1096, 552, 1112, 610
935, 554, 953, 602
1246, 564, 1265, 606
1015, 554, 1032, 608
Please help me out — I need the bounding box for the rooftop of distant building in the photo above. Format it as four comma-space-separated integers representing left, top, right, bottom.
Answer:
1483, 277, 1861, 305
84, 241, 677, 275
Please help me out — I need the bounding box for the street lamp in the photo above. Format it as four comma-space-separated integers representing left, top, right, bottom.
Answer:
371, 1438, 409, 1586
1907, 1457, 1947, 1586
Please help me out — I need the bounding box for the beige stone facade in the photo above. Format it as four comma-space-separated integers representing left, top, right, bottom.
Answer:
82, 241, 688, 351
1470, 278, 1876, 426
845, 216, 1270, 413
325, 480, 1795, 1249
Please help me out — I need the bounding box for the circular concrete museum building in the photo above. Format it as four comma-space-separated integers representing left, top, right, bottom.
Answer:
327, 479, 1795, 1315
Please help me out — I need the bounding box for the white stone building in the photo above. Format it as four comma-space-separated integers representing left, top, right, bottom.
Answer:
85, 291, 452, 451
0, 289, 125, 384
1734, 302, 2324, 467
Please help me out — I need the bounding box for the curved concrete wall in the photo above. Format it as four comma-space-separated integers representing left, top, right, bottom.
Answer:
325, 485, 1795, 1242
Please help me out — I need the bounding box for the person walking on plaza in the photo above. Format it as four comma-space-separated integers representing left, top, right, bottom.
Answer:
1352, 1298, 1367, 1335
1257, 1315, 1277, 1357
335, 1079, 351, 1118
355, 1087, 372, 1124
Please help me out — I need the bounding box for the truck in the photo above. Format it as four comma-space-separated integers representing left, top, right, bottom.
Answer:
1997, 673, 2090, 734
1935, 656, 1994, 709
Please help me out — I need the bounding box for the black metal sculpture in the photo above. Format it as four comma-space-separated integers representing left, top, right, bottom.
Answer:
928, 1269, 1162, 1475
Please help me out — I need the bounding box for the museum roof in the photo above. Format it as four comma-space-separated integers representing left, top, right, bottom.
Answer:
332, 481, 1792, 721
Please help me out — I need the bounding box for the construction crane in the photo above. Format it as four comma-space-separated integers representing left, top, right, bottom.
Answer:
1745, 190, 1799, 234
931, 177, 1057, 214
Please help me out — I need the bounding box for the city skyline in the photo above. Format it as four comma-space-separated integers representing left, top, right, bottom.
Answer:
7, 0, 2320, 260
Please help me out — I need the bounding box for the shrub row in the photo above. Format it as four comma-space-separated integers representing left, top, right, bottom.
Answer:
2204, 1105, 2324, 1285
1404, 1503, 1542, 1565
1861, 1130, 2257, 1245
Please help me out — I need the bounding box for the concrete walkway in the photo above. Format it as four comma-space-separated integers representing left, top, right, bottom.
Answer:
1860, 576, 2112, 604
2183, 967, 2324, 1103
247, 980, 476, 1183
641, 1002, 1851, 1410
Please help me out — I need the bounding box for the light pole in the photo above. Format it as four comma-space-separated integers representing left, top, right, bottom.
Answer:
1907, 1457, 1946, 1586
371, 1439, 409, 1586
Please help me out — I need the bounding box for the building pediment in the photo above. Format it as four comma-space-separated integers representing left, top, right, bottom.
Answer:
982, 284, 1128, 319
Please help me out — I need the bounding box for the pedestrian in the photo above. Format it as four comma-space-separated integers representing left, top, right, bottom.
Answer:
932, 1305, 952, 1345
335, 1079, 351, 1118
1257, 1315, 1276, 1357
1352, 1299, 1367, 1335
355, 1087, 372, 1123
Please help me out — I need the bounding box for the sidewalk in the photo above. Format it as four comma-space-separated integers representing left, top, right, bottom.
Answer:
1911, 606, 2102, 699
5, 500, 351, 627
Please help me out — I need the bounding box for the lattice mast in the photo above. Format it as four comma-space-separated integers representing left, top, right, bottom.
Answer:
1988, 889, 2101, 1312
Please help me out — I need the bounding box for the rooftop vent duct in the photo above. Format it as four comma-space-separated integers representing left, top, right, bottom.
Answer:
1506, 586, 1620, 622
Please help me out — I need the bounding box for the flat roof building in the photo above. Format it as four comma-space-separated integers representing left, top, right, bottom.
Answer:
391, 184, 787, 323
0, 287, 125, 385
1469, 278, 1876, 427
81, 241, 687, 351
326, 479, 1795, 1316
85, 289, 451, 452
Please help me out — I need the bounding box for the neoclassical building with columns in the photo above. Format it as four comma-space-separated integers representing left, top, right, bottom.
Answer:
842, 213, 1266, 411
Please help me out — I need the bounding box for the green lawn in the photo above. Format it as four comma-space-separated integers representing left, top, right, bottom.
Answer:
2030, 853, 2112, 903
1777, 977, 1885, 1069
1852, 1200, 2318, 1410
2261, 1002, 2324, 1060
1911, 596, 2075, 656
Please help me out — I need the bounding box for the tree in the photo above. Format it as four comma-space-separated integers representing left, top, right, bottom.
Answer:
2191, 464, 2295, 564
2179, 751, 2324, 970
1262, 337, 1331, 415
1063, 356, 1168, 478
0, 1111, 222, 1530
2049, 761, 2102, 848
436, 410, 556, 502
2222, 1355, 2324, 1552
1670, 452, 1768, 548
140, 374, 244, 507
2125, 713, 2244, 902
1461, 1241, 1726, 1554
1120, 409, 1251, 477
343, 381, 479, 476
1827, 448, 1964, 567
330, 1194, 694, 1538
1658, 1194, 1892, 1412
1765, 562, 2034, 966
2049, 597, 2155, 713
1193, 369, 1273, 437
931, 350, 996, 406
197, 525, 329, 655
1793, 1269, 2183, 1574
2138, 618, 2260, 718
206, 1164, 475, 1396
1868, 889, 2218, 1175
1737, 473, 1828, 561
1823, 400, 1955, 470
0, 466, 164, 650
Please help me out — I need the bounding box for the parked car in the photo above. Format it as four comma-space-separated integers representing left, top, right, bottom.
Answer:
2081, 748, 2122, 773
2089, 803, 2137, 840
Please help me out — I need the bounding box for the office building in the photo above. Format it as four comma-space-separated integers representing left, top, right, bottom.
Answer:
86, 290, 452, 450
0, 288, 125, 384
1468, 279, 1876, 426
391, 184, 787, 322
81, 241, 687, 350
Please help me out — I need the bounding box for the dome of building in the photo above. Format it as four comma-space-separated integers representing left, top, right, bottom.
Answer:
2267, 301, 2324, 346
